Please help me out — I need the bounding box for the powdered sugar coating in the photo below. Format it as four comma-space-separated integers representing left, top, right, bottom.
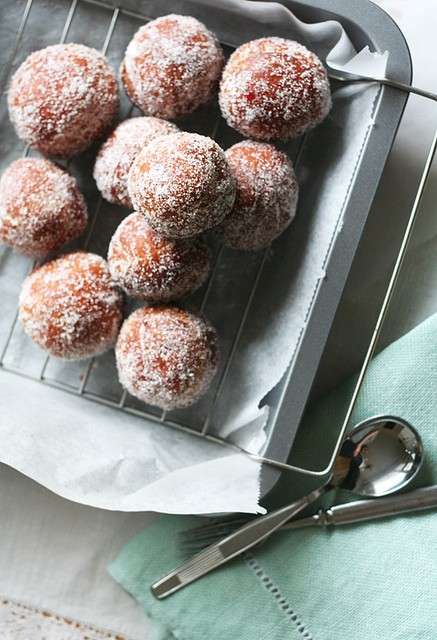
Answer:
108, 213, 210, 301
120, 14, 224, 119
93, 117, 179, 207
116, 306, 219, 410
0, 158, 88, 257
222, 141, 298, 250
219, 37, 331, 141
128, 132, 235, 238
8, 43, 119, 158
19, 252, 123, 360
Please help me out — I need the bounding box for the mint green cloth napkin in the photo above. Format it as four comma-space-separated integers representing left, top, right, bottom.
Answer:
109, 313, 437, 640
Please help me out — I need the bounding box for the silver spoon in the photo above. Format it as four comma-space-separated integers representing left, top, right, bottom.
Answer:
152, 416, 423, 598
181, 415, 425, 554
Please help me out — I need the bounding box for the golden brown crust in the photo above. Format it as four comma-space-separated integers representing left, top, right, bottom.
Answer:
128, 132, 235, 238
120, 14, 224, 119
19, 252, 123, 360
219, 37, 331, 141
0, 158, 88, 257
108, 213, 210, 301
116, 306, 219, 409
8, 44, 119, 158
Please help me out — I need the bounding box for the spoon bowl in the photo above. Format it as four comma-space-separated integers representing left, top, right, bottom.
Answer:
336, 416, 423, 497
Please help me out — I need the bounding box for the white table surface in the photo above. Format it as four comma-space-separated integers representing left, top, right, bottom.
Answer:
1, 1, 437, 637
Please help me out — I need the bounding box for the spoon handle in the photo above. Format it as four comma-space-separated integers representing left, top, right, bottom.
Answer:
285, 485, 437, 530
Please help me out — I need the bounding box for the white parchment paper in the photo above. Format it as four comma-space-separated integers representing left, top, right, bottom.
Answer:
0, 0, 387, 513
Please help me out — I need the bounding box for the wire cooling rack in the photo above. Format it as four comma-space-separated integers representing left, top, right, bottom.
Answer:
0, 0, 311, 471
1, 0, 425, 481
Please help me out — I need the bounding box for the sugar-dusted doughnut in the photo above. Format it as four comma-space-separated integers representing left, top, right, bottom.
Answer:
0, 158, 87, 257
128, 132, 235, 238
121, 14, 224, 119
222, 141, 298, 250
93, 116, 179, 207
219, 38, 331, 141
116, 306, 219, 409
8, 43, 118, 157
108, 213, 210, 301
19, 252, 123, 360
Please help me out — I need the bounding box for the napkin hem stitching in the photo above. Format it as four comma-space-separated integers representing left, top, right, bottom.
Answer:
244, 553, 312, 639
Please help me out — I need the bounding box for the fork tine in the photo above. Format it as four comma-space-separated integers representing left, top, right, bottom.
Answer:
180, 517, 250, 539
179, 516, 249, 537
178, 516, 252, 555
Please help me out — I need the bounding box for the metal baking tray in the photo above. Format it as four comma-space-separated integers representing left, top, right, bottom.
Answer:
0, 0, 411, 501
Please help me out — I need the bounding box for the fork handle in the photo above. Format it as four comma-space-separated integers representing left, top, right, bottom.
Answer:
152, 484, 328, 599
219, 485, 328, 555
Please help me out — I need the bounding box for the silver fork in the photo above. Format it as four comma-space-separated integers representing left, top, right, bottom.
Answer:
151, 415, 423, 598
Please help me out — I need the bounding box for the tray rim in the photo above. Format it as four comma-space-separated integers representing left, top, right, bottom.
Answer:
260, 0, 412, 499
